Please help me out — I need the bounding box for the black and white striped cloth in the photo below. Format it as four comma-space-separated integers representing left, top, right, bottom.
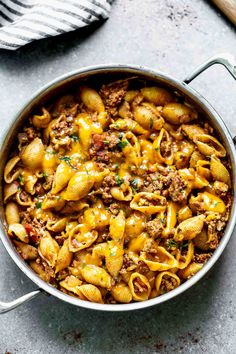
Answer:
0, 0, 113, 50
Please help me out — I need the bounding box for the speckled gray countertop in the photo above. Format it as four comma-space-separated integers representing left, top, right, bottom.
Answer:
1, 1, 236, 353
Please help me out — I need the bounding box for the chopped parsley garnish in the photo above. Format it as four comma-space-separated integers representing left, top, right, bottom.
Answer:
166, 239, 178, 250
69, 133, 80, 142
46, 150, 56, 155
17, 175, 24, 184
117, 132, 128, 149
115, 173, 124, 187
213, 201, 219, 207
115, 162, 119, 170
110, 249, 117, 257
117, 139, 128, 149
59, 156, 78, 170
42, 172, 49, 178
36, 201, 42, 209
159, 217, 165, 224
131, 178, 139, 192
103, 140, 110, 145
180, 241, 189, 250
155, 147, 160, 151
150, 118, 154, 129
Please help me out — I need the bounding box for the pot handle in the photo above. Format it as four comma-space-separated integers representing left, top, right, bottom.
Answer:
184, 52, 236, 84
0, 289, 44, 314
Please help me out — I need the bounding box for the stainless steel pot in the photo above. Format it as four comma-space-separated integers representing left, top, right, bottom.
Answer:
1, 53, 236, 313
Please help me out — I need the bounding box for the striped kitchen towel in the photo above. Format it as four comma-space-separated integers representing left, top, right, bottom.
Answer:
0, 0, 113, 50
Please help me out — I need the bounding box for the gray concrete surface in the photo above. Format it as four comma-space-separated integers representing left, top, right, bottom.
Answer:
0, 0, 236, 353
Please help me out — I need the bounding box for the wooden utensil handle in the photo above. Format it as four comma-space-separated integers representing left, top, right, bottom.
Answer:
212, 0, 236, 26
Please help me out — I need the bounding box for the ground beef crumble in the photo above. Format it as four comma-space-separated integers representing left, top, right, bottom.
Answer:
168, 172, 188, 202
145, 218, 164, 238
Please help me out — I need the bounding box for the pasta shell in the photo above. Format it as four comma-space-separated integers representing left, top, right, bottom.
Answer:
140, 246, 178, 271
21, 138, 45, 170
80, 265, 112, 289
55, 239, 73, 273
109, 210, 125, 243
174, 215, 205, 242
46, 217, 68, 232
110, 118, 148, 135
124, 90, 139, 102
5, 202, 20, 225
77, 284, 103, 303
111, 185, 133, 202
21, 169, 38, 195
80, 86, 105, 113
189, 192, 226, 214
8, 223, 29, 243
210, 155, 231, 185
83, 207, 111, 230
162, 201, 178, 237
62, 172, 94, 201
128, 272, 151, 301
133, 105, 164, 130
51, 162, 75, 194
176, 241, 194, 269
42, 195, 65, 211
69, 225, 98, 252
193, 228, 210, 251
177, 205, 192, 223
16, 190, 32, 206
162, 103, 198, 125
4, 156, 21, 183
105, 241, 124, 277
181, 124, 205, 140
141, 86, 173, 105
42, 149, 58, 175
111, 282, 132, 303
4, 182, 18, 203
13, 240, 38, 260
60, 275, 83, 295
155, 271, 181, 295
128, 233, 149, 252
125, 212, 146, 238
178, 262, 203, 279
38, 231, 59, 267
194, 134, 226, 157
32, 107, 51, 128
130, 192, 167, 215
153, 128, 174, 165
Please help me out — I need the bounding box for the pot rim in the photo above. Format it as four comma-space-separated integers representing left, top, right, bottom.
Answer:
1, 63, 236, 312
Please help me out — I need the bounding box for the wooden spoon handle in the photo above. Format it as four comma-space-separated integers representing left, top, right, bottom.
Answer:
211, 0, 236, 26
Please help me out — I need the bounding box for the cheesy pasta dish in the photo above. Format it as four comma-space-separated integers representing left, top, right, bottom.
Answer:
3, 78, 232, 304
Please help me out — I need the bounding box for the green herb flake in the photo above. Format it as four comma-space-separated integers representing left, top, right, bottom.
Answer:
131, 178, 139, 192
110, 250, 117, 257
155, 147, 160, 151
115, 162, 119, 170
42, 172, 49, 178
150, 118, 154, 129
59, 156, 78, 170
115, 173, 124, 187
69, 133, 80, 142
166, 239, 178, 250
159, 217, 165, 224
81, 262, 86, 269
46, 150, 56, 155
213, 201, 219, 207
103, 140, 110, 145
17, 175, 24, 184
36, 201, 42, 209
117, 139, 129, 149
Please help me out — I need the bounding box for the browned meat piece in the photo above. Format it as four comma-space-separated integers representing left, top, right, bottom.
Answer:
100, 80, 129, 116
50, 115, 74, 150
169, 172, 188, 202
194, 253, 212, 263
213, 181, 229, 197
100, 175, 117, 203
145, 218, 164, 238
160, 275, 178, 294
89, 132, 119, 162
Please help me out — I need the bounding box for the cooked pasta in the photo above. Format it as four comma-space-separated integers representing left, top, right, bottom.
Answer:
3, 78, 232, 304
